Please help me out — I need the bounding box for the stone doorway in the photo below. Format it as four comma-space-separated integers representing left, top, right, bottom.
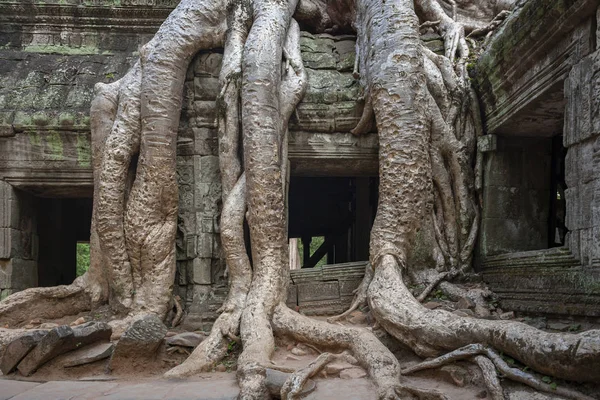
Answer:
37, 197, 92, 287
288, 176, 377, 268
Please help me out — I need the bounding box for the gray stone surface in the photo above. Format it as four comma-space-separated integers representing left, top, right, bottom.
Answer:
109, 314, 167, 370
0, 379, 41, 400
0, 330, 46, 375
62, 342, 114, 368
17, 325, 73, 376
165, 332, 204, 348
17, 322, 111, 376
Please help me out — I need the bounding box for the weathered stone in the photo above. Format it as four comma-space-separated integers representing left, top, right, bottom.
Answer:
0, 330, 46, 375
546, 321, 572, 332
290, 347, 307, 357
70, 317, 86, 327
456, 297, 476, 310
165, 332, 204, 348
499, 311, 515, 320
339, 367, 367, 379
109, 314, 167, 370
423, 301, 443, 310
63, 342, 114, 368
17, 322, 111, 376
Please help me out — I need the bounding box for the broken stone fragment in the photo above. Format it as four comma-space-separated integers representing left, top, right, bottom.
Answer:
39, 323, 59, 329
165, 332, 204, 348
0, 330, 46, 375
63, 342, 114, 368
456, 296, 476, 310
109, 314, 167, 371
423, 301, 443, 310
291, 347, 307, 356
70, 317, 87, 327
17, 322, 112, 376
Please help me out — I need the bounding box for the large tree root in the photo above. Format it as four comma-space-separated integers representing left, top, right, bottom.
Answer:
273, 304, 450, 400
402, 344, 595, 400
3, 1, 600, 400
0, 281, 90, 326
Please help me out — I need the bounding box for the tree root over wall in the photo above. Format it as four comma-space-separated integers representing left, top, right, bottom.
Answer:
1, 0, 600, 398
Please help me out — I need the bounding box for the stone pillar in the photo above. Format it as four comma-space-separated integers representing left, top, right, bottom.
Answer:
0, 181, 38, 299
563, 43, 600, 270
175, 52, 226, 330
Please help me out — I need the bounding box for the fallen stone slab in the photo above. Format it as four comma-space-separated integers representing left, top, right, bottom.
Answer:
63, 342, 114, 368
109, 314, 167, 371
0, 330, 46, 375
165, 332, 205, 348
17, 322, 111, 376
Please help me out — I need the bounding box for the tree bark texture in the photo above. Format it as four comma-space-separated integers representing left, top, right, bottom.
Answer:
1, 0, 599, 398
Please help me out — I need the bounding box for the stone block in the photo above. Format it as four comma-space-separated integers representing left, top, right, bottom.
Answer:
483, 186, 521, 220
5, 258, 37, 290
338, 279, 363, 296
18, 326, 77, 376
484, 149, 522, 188
109, 315, 166, 371
565, 144, 579, 188
165, 332, 204, 348
0, 125, 15, 137
193, 52, 223, 77
0, 330, 46, 375
193, 76, 220, 101
197, 233, 213, 258
287, 284, 298, 306
565, 184, 593, 231
477, 134, 497, 153
17, 322, 112, 376
192, 258, 212, 285
193, 101, 217, 128
62, 342, 114, 368
302, 52, 337, 69
193, 127, 217, 156
578, 139, 596, 184
0, 228, 10, 259
297, 281, 339, 303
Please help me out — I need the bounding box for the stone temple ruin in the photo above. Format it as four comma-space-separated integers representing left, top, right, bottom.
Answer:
0, 0, 600, 395
1, 0, 599, 325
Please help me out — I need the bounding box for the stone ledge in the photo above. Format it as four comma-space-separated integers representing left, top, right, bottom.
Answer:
481, 248, 600, 317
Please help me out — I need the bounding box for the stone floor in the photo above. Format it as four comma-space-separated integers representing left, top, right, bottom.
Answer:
0, 376, 376, 400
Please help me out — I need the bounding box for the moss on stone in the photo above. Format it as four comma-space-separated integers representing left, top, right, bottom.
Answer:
23, 45, 108, 55
45, 130, 64, 160
76, 133, 92, 167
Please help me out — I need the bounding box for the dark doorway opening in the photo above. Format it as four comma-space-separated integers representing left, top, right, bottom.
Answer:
288, 176, 378, 268
37, 198, 93, 287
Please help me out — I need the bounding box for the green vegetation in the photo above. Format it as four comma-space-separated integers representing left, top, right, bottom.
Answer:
76, 242, 90, 277
297, 236, 327, 268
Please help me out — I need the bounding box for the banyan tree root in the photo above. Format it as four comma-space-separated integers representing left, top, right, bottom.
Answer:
402, 344, 596, 400
3, 0, 600, 399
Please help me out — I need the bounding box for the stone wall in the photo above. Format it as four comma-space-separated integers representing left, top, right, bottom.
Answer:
0, 182, 38, 299
475, 1, 600, 317
563, 39, 600, 271
479, 136, 552, 257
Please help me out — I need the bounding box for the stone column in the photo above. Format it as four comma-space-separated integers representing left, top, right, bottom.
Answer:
563, 40, 600, 270
0, 181, 38, 299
